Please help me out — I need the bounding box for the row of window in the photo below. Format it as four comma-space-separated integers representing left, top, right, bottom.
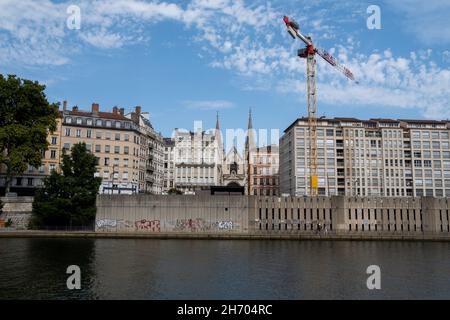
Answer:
65, 117, 132, 129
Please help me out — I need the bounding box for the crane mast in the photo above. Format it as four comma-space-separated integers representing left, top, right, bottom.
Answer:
306, 51, 318, 196
283, 16, 357, 196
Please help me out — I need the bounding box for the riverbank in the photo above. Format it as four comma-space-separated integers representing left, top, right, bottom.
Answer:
1, 230, 450, 241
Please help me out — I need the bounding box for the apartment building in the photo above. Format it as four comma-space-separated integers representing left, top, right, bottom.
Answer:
172, 116, 224, 193
244, 110, 280, 196
280, 117, 450, 197
125, 107, 164, 194
60, 103, 144, 194
162, 137, 175, 192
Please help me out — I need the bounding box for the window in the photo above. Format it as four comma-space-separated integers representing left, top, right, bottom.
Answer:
105, 132, 111, 140
87, 119, 93, 126
106, 121, 111, 127
104, 158, 110, 166
87, 130, 92, 138
76, 118, 82, 125
64, 128, 71, 136
115, 121, 121, 128
76, 129, 81, 138
96, 131, 102, 139
124, 146, 129, 154
65, 117, 72, 124
63, 143, 70, 150
49, 164, 56, 172
95, 145, 101, 152
27, 178, 33, 186
96, 119, 102, 126
16, 177, 22, 186
124, 134, 129, 141
114, 146, 120, 154
50, 150, 57, 159
51, 136, 57, 145
105, 145, 110, 153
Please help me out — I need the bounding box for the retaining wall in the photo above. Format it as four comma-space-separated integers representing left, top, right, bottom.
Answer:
96, 195, 450, 235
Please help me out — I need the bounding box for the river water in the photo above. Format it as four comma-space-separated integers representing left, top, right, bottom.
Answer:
0, 238, 449, 299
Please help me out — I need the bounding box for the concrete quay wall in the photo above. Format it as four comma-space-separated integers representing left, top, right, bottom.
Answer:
96, 195, 450, 236
0, 196, 33, 229
96, 195, 251, 233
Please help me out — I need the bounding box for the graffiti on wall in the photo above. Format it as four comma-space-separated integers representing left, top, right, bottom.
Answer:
173, 218, 210, 232
96, 219, 133, 230
96, 219, 118, 228
172, 219, 235, 232
216, 221, 233, 230
135, 219, 161, 232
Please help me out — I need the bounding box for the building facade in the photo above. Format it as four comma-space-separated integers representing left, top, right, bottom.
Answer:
280, 117, 450, 198
245, 110, 280, 196
222, 146, 246, 187
171, 115, 224, 193
162, 137, 176, 193
125, 107, 164, 194
1, 102, 165, 195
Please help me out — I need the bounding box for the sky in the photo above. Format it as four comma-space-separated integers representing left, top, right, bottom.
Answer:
1, 0, 450, 151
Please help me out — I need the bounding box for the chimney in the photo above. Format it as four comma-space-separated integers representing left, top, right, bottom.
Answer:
63, 100, 67, 112
119, 108, 125, 116
113, 106, 118, 114
92, 103, 99, 114
135, 106, 141, 115
72, 106, 78, 112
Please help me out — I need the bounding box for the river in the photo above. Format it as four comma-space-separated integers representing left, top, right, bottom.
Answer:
0, 238, 449, 299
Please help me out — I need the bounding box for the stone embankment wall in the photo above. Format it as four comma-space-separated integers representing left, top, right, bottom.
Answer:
96, 195, 450, 235
0, 197, 33, 229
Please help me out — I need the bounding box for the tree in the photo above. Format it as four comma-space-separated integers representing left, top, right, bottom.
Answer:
0, 74, 59, 194
31, 143, 102, 228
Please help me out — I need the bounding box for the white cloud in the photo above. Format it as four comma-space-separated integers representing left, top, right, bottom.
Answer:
183, 100, 235, 110
1, 0, 449, 119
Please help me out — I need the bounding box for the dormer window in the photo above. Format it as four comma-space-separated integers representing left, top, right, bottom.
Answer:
65, 117, 72, 124
96, 119, 102, 126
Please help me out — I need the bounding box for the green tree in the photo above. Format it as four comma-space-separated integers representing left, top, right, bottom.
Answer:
31, 143, 102, 228
0, 74, 59, 194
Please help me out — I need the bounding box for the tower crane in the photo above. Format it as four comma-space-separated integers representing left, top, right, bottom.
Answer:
283, 16, 357, 196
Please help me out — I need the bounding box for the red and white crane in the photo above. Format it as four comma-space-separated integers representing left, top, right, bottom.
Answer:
283, 15, 357, 196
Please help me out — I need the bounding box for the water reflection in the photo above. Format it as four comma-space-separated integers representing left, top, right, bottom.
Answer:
0, 239, 449, 299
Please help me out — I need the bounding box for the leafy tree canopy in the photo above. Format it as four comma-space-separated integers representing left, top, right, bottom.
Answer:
0, 74, 59, 193
31, 143, 102, 227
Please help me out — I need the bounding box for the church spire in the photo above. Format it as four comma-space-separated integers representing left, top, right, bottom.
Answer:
216, 111, 220, 130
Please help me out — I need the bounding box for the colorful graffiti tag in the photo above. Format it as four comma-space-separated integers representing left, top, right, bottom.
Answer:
135, 219, 161, 232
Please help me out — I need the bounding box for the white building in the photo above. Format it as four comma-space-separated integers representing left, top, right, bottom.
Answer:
280, 117, 450, 197
162, 137, 176, 193
171, 115, 224, 193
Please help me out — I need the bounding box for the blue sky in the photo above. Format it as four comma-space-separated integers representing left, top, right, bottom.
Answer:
1, 0, 449, 149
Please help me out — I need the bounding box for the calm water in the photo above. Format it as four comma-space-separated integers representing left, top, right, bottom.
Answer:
0, 238, 449, 300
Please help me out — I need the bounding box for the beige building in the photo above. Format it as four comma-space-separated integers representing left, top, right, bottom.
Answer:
162, 137, 176, 192
244, 110, 280, 196
60, 103, 144, 194
280, 117, 450, 197
1, 101, 166, 196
